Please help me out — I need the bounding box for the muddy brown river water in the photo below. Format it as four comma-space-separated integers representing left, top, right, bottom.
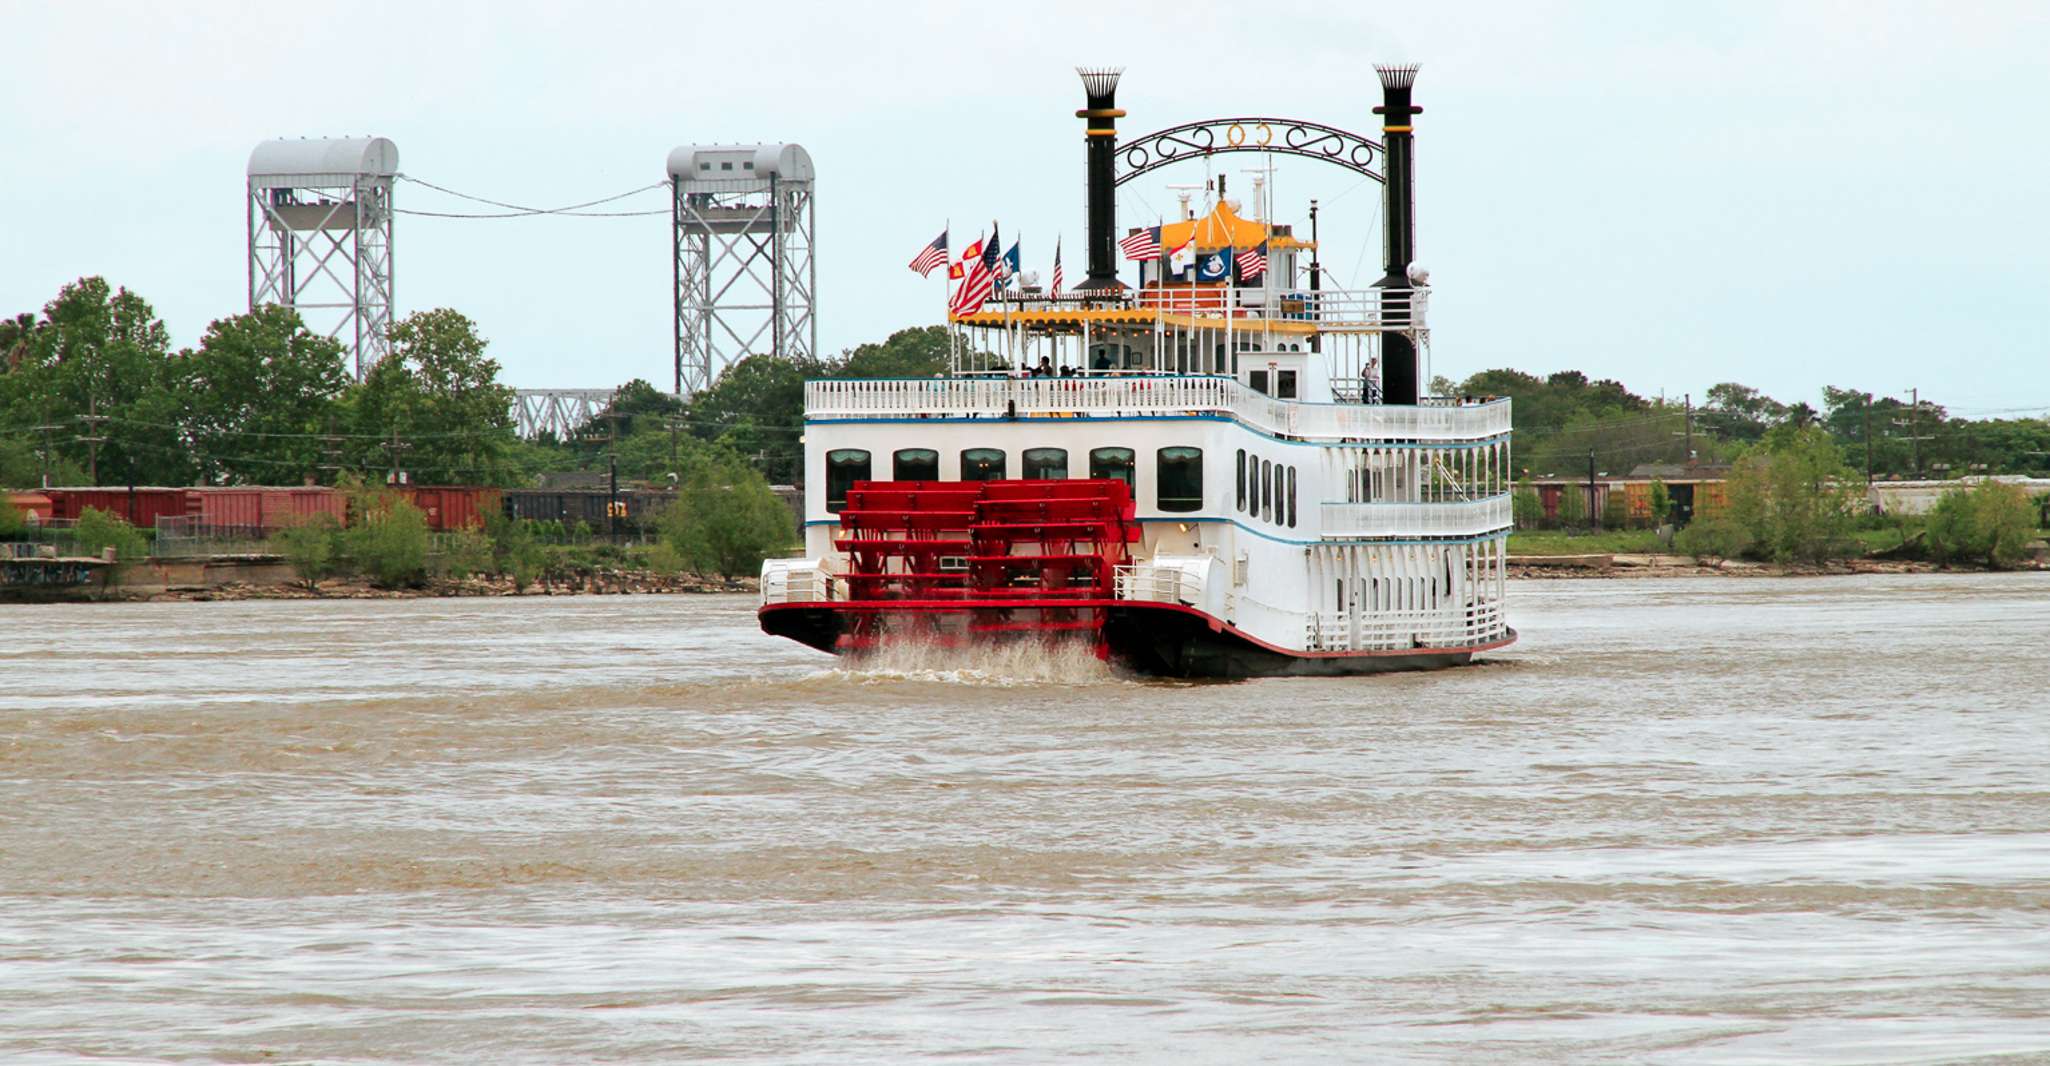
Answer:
2, 572, 2048, 1063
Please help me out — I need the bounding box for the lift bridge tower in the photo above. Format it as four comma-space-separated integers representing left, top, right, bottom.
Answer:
247, 137, 398, 379
669, 144, 816, 396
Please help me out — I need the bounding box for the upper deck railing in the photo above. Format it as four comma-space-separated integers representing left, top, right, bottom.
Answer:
805, 376, 1510, 443
974, 285, 1427, 333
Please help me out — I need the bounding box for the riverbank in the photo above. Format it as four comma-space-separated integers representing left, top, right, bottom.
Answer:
1505, 552, 2037, 580
108, 566, 756, 602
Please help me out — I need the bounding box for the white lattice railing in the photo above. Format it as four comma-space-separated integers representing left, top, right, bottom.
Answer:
1318, 496, 1513, 539
1304, 603, 1507, 653
805, 377, 1510, 443
760, 565, 837, 606
1114, 564, 1205, 606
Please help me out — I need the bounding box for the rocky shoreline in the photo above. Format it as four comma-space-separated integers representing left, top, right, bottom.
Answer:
1507, 552, 2042, 579
130, 569, 758, 602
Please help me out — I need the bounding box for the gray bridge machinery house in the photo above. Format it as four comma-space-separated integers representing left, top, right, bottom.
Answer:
246, 137, 399, 380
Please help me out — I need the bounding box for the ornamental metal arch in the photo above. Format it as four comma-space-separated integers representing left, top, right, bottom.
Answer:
1114, 118, 1384, 186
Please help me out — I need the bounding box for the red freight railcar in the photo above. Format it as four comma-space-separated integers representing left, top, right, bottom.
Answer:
403, 486, 503, 531
43, 487, 193, 528
185, 487, 346, 531
6, 492, 55, 524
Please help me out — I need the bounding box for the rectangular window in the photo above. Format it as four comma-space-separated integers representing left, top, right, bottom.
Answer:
1235, 449, 1246, 511
825, 449, 871, 514
893, 448, 938, 482
1287, 466, 1298, 528
1156, 447, 1203, 512
1022, 447, 1068, 480
1089, 447, 1135, 489
1277, 370, 1298, 399
1261, 459, 1273, 521
1249, 370, 1269, 396
960, 448, 1006, 481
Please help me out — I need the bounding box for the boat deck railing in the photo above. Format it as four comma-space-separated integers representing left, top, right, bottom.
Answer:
1317, 496, 1513, 539
972, 285, 1427, 333
805, 376, 1510, 443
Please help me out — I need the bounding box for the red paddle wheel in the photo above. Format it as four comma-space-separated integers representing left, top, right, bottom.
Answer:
830, 478, 1139, 655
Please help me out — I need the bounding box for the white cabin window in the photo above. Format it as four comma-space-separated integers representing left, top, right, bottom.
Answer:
893, 448, 938, 481
1023, 447, 1068, 480
1156, 447, 1203, 513
825, 449, 871, 514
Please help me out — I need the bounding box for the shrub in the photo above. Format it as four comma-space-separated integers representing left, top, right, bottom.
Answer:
345, 497, 430, 587
1600, 488, 1629, 531
484, 513, 545, 591
441, 528, 493, 580
1555, 483, 1586, 529
1673, 514, 1752, 567
273, 513, 341, 587
1926, 480, 2037, 569
1512, 478, 1543, 530
0, 497, 29, 537
660, 451, 795, 579
73, 507, 148, 575
1649, 479, 1671, 527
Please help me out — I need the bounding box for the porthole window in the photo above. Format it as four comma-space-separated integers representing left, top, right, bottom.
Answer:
1287, 466, 1298, 528
1235, 448, 1247, 511
1089, 447, 1135, 489
893, 448, 938, 482
960, 448, 1006, 481
1023, 447, 1068, 480
825, 449, 871, 514
1261, 459, 1273, 521
1157, 447, 1203, 512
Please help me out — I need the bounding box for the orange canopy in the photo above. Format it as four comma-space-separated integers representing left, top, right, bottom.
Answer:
1153, 200, 1314, 252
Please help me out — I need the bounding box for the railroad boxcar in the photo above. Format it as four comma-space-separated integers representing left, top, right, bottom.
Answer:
43, 487, 193, 528
404, 486, 502, 531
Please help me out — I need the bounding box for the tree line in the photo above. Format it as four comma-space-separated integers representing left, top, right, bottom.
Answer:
1440, 370, 2050, 481
0, 275, 949, 492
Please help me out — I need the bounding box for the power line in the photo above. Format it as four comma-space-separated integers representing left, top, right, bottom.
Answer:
394, 174, 669, 218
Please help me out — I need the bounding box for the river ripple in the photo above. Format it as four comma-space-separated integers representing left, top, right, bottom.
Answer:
2, 572, 2047, 1063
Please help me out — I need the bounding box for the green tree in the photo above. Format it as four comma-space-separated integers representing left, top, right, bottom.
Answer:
1725, 425, 1864, 563
832, 325, 950, 379
681, 354, 815, 484
1649, 479, 1672, 527
1600, 488, 1629, 530
659, 448, 795, 579
346, 309, 519, 485
176, 305, 350, 484
1555, 482, 1586, 529
0, 278, 187, 485
1698, 382, 1788, 444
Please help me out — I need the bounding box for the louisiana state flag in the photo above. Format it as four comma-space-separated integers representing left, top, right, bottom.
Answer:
1193, 247, 1234, 283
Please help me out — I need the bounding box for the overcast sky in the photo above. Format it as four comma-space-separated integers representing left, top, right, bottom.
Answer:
3, 0, 2044, 414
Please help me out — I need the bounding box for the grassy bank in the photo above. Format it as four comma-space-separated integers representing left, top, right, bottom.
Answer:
1508, 530, 1665, 556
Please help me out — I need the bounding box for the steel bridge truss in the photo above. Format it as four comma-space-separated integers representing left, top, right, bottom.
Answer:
512, 388, 616, 441
248, 177, 395, 379
672, 181, 816, 397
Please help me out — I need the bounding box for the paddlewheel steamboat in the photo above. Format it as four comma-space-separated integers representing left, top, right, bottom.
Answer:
760, 65, 1514, 677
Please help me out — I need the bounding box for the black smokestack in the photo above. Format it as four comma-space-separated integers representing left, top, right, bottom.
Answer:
1076, 67, 1125, 291
1373, 63, 1421, 405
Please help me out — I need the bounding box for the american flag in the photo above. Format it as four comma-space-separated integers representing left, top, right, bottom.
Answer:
1239, 240, 1269, 282
949, 224, 1001, 317
1119, 226, 1161, 261
907, 229, 948, 277
1050, 239, 1063, 296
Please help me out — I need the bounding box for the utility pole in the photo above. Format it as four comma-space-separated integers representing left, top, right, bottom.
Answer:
1586, 448, 1598, 533
383, 428, 411, 485
1862, 392, 1874, 485
76, 394, 108, 486
1684, 394, 1694, 463
1891, 387, 1934, 479
607, 453, 620, 542
1307, 199, 1321, 356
